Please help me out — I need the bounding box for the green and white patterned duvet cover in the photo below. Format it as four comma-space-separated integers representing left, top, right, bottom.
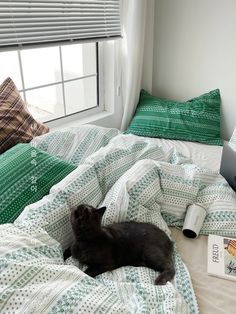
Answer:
1, 132, 236, 313
31, 125, 121, 166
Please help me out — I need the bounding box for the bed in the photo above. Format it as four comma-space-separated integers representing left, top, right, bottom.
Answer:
1, 81, 236, 313
0, 123, 236, 314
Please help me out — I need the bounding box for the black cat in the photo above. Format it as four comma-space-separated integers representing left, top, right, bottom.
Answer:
65, 204, 175, 285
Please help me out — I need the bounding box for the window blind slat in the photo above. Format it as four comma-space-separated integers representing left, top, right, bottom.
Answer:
0, 3, 119, 7
0, 0, 121, 48
0, 1, 119, 5
1, 0, 118, 3
0, 26, 121, 35
0, 32, 120, 45
0, 8, 120, 13
0, 18, 120, 24
0, 21, 120, 28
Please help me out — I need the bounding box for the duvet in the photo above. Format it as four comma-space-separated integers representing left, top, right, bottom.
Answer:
0, 127, 236, 314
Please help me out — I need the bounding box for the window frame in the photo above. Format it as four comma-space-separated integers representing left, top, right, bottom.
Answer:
44, 40, 121, 131
13, 42, 101, 123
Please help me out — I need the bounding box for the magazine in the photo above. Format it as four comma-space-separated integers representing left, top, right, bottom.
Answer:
207, 234, 236, 282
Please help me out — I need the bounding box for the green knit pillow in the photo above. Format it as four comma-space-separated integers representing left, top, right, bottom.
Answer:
126, 89, 223, 145
0, 143, 76, 224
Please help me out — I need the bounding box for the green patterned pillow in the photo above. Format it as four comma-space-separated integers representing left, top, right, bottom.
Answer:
0, 143, 76, 224
126, 89, 223, 145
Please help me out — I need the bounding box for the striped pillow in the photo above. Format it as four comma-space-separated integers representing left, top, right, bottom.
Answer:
0, 143, 76, 224
126, 89, 223, 145
0, 77, 49, 154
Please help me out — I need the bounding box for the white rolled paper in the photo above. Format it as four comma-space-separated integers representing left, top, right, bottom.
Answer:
182, 204, 207, 238
228, 127, 236, 152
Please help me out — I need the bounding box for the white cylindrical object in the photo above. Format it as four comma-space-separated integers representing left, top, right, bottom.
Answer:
182, 204, 207, 238
228, 126, 236, 152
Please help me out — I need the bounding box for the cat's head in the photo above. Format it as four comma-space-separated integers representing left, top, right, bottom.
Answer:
71, 204, 106, 233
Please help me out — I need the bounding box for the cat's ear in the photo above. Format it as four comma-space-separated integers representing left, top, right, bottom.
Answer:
97, 206, 106, 216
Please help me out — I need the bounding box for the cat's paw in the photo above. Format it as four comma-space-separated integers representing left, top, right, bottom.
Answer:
155, 267, 175, 285
84, 267, 99, 277
85, 265, 109, 277
154, 276, 168, 285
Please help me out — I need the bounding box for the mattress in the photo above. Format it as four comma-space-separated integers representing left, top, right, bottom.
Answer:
150, 138, 235, 314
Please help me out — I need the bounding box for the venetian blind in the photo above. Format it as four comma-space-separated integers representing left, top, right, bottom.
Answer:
0, 0, 121, 49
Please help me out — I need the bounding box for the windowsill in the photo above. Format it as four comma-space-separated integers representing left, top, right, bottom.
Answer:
45, 110, 118, 131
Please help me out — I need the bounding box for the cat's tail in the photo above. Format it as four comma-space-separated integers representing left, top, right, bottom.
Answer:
155, 261, 175, 285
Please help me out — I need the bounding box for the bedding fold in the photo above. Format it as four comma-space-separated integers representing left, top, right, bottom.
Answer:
1, 133, 236, 313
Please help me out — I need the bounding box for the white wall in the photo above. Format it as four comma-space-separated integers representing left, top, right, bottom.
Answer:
152, 0, 236, 140
142, 0, 155, 93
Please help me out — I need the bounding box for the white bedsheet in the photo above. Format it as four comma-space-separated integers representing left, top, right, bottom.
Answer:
136, 136, 223, 172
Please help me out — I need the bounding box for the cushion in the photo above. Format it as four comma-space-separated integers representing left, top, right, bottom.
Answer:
0, 143, 76, 224
126, 89, 223, 145
0, 77, 49, 154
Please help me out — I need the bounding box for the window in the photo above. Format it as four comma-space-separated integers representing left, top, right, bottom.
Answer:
0, 42, 99, 122
0, 0, 121, 126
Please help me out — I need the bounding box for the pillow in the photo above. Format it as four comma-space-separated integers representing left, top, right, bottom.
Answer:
0, 143, 76, 224
126, 89, 223, 145
31, 125, 120, 166
0, 77, 49, 154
